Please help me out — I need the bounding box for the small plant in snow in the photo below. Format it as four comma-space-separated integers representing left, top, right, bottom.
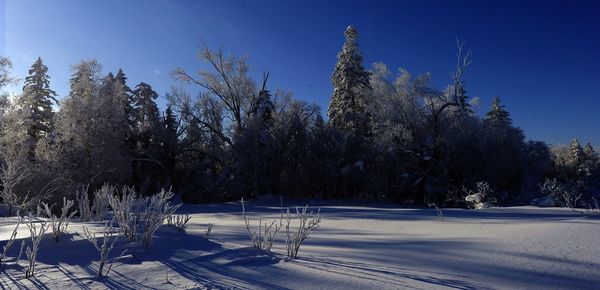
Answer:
465, 181, 496, 209
42, 197, 77, 242
284, 205, 321, 259
0, 217, 21, 266
580, 197, 600, 217
539, 178, 582, 208
0, 157, 59, 216
166, 213, 191, 231
82, 219, 127, 278
107, 186, 140, 240
24, 214, 48, 278
241, 198, 281, 252
92, 184, 113, 221
137, 188, 180, 250
428, 202, 444, 221
205, 223, 213, 239
76, 185, 92, 221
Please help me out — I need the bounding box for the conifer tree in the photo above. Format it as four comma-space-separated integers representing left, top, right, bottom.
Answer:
569, 138, 585, 175
5, 58, 57, 158
584, 142, 597, 160
328, 25, 372, 132
485, 96, 511, 126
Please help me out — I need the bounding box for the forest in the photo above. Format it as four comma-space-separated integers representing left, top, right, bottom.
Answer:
0, 26, 598, 211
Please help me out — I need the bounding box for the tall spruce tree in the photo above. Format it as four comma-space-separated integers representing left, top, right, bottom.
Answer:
6, 57, 58, 158
569, 138, 585, 177
485, 96, 511, 126
328, 25, 372, 132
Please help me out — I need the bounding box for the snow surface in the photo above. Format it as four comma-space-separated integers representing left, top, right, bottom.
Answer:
1, 201, 599, 289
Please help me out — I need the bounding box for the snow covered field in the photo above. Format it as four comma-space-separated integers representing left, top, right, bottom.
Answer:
1, 201, 599, 289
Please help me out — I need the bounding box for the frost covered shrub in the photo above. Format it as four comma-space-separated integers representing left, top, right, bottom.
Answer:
76, 185, 92, 221
166, 213, 191, 231
25, 214, 48, 278
42, 197, 77, 242
137, 188, 180, 250
0, 156, 58, 216
108, 186, 179, 249
92, 184, 114, 221
241, 198, 281, 252
284, 205, 321, 259
539, 178, 582, 208
583, 197, 600, 217
77, 184, 113, 222
82, 220, 127, 278
107, 186, 140, 240
465, 182, 496, 209
0, 218, 21, 266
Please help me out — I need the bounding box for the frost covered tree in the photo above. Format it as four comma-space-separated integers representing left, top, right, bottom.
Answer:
485, 96, 511, 126
4, 58, 58, 159
328, 25, 372, 133
569, 138, 585, 177
48, 60, 129, 187
128, 82, 164, 193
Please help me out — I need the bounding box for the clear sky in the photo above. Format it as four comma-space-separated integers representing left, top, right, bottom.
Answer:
1, 0, 599, 146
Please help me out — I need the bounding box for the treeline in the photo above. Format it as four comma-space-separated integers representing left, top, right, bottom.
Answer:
0, 26, 598, 207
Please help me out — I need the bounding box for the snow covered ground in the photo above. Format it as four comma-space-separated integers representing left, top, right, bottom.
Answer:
1, 201, 599, 289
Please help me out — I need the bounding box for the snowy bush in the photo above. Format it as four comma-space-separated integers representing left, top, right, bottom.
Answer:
76, 185, 92, 221
108, 186, 180, 249
137, 188, 180, 250
76, 184, 113, 222
92, 184, 113, 221
241, 198, 281, 252
538, 178, 582, 208
284, 205, 321, 259
576, 197, 600, 217
0, 157, 58, 216
24, 214, 48, 278
465, 182, 496, 209
0, 217, 21, 266
82, 220, 127, 278
107, 186, 140, 240
166, 213, 191, 231
42, 197, 77, 242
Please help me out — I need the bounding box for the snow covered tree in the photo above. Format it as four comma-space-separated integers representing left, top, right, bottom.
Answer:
328, 25, 372, 133
2, 58, 57, 160
584, 143, 597, 161
569, 138, 585, 172
485, 96, 511, 126
49, 60, 129, 187
131, 82, 160, 143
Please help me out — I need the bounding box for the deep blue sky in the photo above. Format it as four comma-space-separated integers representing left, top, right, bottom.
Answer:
1, 0, 599, 146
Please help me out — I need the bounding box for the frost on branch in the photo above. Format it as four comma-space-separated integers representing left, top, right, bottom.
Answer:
82, 219, 127, 278
92, 184, 113, 221
137, 188, 180, 250
241, 198, 281, 252
107, 186, 140, 240
285, 205, 321, 259
24, 214, 48, 278
0, 217, 21, 266
166, 213, 191, 231
42, 197, 77, 242
77, 184, 113, 222
108, 186, 179, 249
0, 156, 58, 216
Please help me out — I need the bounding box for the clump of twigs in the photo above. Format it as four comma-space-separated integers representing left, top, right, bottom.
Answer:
241, 198, 281, 252
284, 205, 321, 259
